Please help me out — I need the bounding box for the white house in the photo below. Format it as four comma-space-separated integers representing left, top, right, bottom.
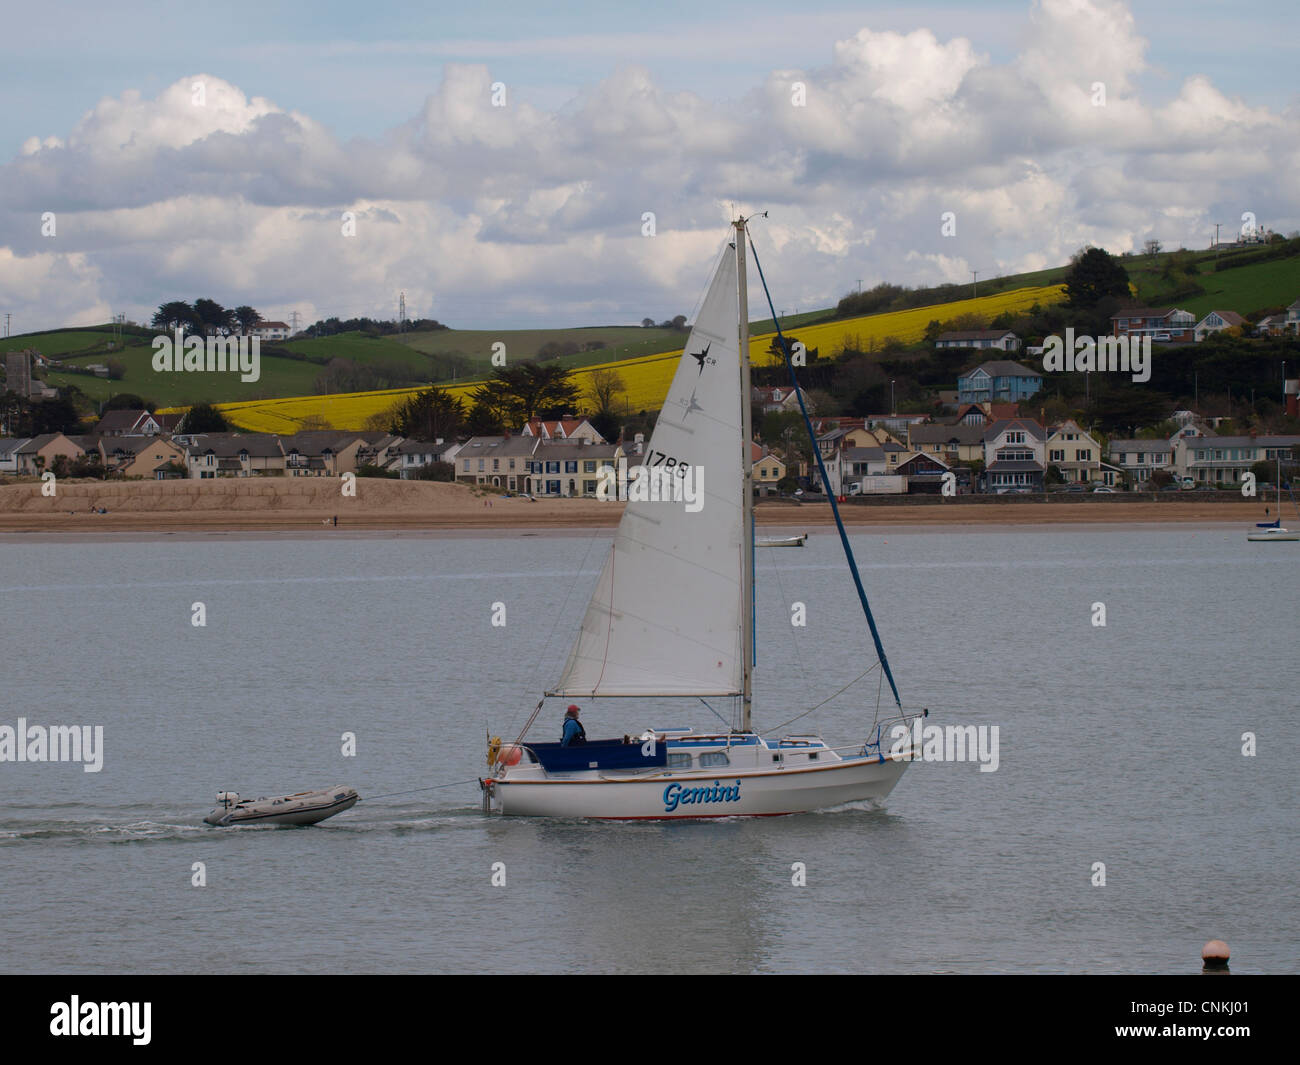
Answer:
250, 321, 290, 341
1046, 420, 1104, 484
935, 330, 1020, 351
1194, 310, 1247, 342
982, 418, 1047, 492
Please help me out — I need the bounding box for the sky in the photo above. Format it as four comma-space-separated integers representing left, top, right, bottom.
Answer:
1, 0, 1297, 334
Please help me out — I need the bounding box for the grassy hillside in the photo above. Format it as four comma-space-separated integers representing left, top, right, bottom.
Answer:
193, 283, 1066, 432
10, 238, 1294, 422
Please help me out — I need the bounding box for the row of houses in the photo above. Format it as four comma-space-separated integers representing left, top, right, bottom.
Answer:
806, 406, 1300, 495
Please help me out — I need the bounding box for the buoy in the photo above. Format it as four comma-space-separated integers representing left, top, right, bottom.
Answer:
1201, 939, 1230, 973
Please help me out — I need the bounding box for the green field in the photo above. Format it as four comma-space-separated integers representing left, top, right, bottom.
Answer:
45, 343, 324, 405
7, 240, 1296, 410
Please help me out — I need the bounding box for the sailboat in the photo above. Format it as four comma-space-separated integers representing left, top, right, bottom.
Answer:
1247, 457, 1299, 541
479, 217, 921, 818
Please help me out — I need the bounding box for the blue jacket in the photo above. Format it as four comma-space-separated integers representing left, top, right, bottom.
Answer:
561, 717, 586, 746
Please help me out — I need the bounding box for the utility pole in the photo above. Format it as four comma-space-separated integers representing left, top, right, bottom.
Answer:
856, 280, 863, 294
399, 291, 407, 332
289, 310, 301, 336
4, 312, 10, 337
971, 270, 978, 299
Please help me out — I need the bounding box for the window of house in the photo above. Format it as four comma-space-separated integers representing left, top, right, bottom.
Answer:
1007, 431, 1025, 444
565, 461, 577, 474
478, 459, 485, 471
1050, 449, 1064, 462
584, 461, 596, 473
584, 480, 597, 494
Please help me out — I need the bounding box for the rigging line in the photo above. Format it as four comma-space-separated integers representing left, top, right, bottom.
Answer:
697, 697, 733, 729
359, 779, 480, 801
746, 233, 902, 709
766, 663, 881, 734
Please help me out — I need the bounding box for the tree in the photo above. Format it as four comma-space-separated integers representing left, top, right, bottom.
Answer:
389, 387, 465, 441
641, 318, 655, 328
470, 364, 581, 428
182, 403, 231, 433
152, 301, 197, 331
233, 306, 262, 334
1064, 247, 1131, 308
193, 298, 235, 336
1144, 239, 1162, 257
584, 368, 626, 443
103, 393, 150, 411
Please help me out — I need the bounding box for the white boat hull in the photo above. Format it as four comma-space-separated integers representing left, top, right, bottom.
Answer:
757, 534, 807, 548
484, 752, 909, 819
1247, 528, 1299, 541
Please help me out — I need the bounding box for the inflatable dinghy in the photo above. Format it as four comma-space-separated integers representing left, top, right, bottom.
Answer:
204, 785, 359, 826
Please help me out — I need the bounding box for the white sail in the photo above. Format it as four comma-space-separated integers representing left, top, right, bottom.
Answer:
549, 245, 745, 697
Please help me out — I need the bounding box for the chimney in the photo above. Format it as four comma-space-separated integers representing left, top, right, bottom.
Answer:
503, 429, 511, 440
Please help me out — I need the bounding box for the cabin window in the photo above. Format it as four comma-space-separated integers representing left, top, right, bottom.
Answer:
667, 753, 693, 769
699, 751, 730, 767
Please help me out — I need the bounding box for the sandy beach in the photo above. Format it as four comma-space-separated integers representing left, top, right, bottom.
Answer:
0, 477, 1270, 535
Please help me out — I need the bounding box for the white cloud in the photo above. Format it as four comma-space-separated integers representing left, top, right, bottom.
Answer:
0, 0, 1296, 335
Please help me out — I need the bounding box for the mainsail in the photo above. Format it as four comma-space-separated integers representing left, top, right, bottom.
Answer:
549, 245, 745, 697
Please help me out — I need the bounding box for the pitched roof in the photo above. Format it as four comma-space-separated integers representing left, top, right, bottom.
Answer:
0, 437, 31, 458
17, 433, 71, 453
1198, 310, 1246, 326
909, 423, 985, 446
841, 446, 885, 462
984, 418, 1047, 442
962, 360, 1042, 379
186, 433, 284, 458
937, 330, 1018, 341
93, 409, 151, 433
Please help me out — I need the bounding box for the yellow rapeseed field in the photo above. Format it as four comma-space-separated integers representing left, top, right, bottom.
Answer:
174, 285, 1063, 432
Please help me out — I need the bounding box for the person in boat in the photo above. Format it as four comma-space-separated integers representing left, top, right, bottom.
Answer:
561, 705, 587, 746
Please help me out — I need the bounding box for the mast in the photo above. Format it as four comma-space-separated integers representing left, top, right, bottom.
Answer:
736, 217, 755, 733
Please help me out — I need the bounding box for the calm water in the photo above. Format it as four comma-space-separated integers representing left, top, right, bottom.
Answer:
0, 525, 1295, 974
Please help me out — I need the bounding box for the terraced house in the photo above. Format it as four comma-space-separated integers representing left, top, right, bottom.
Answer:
1173, 435, 1300, 485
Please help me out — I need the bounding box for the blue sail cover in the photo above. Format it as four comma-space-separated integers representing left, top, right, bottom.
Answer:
526, 739, 667, 772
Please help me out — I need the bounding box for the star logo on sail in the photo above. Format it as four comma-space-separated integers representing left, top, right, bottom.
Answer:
682, 390, 703, 418
690, 344, 714, 375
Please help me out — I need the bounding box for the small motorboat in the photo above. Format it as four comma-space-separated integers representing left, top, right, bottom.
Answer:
204, 785, 359, 826
757, 533, 807, 547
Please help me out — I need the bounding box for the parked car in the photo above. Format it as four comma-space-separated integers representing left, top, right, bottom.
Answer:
1153, 332, 1172, 342
1092, 486, 1115, 493
1065, 483, 1087, 493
